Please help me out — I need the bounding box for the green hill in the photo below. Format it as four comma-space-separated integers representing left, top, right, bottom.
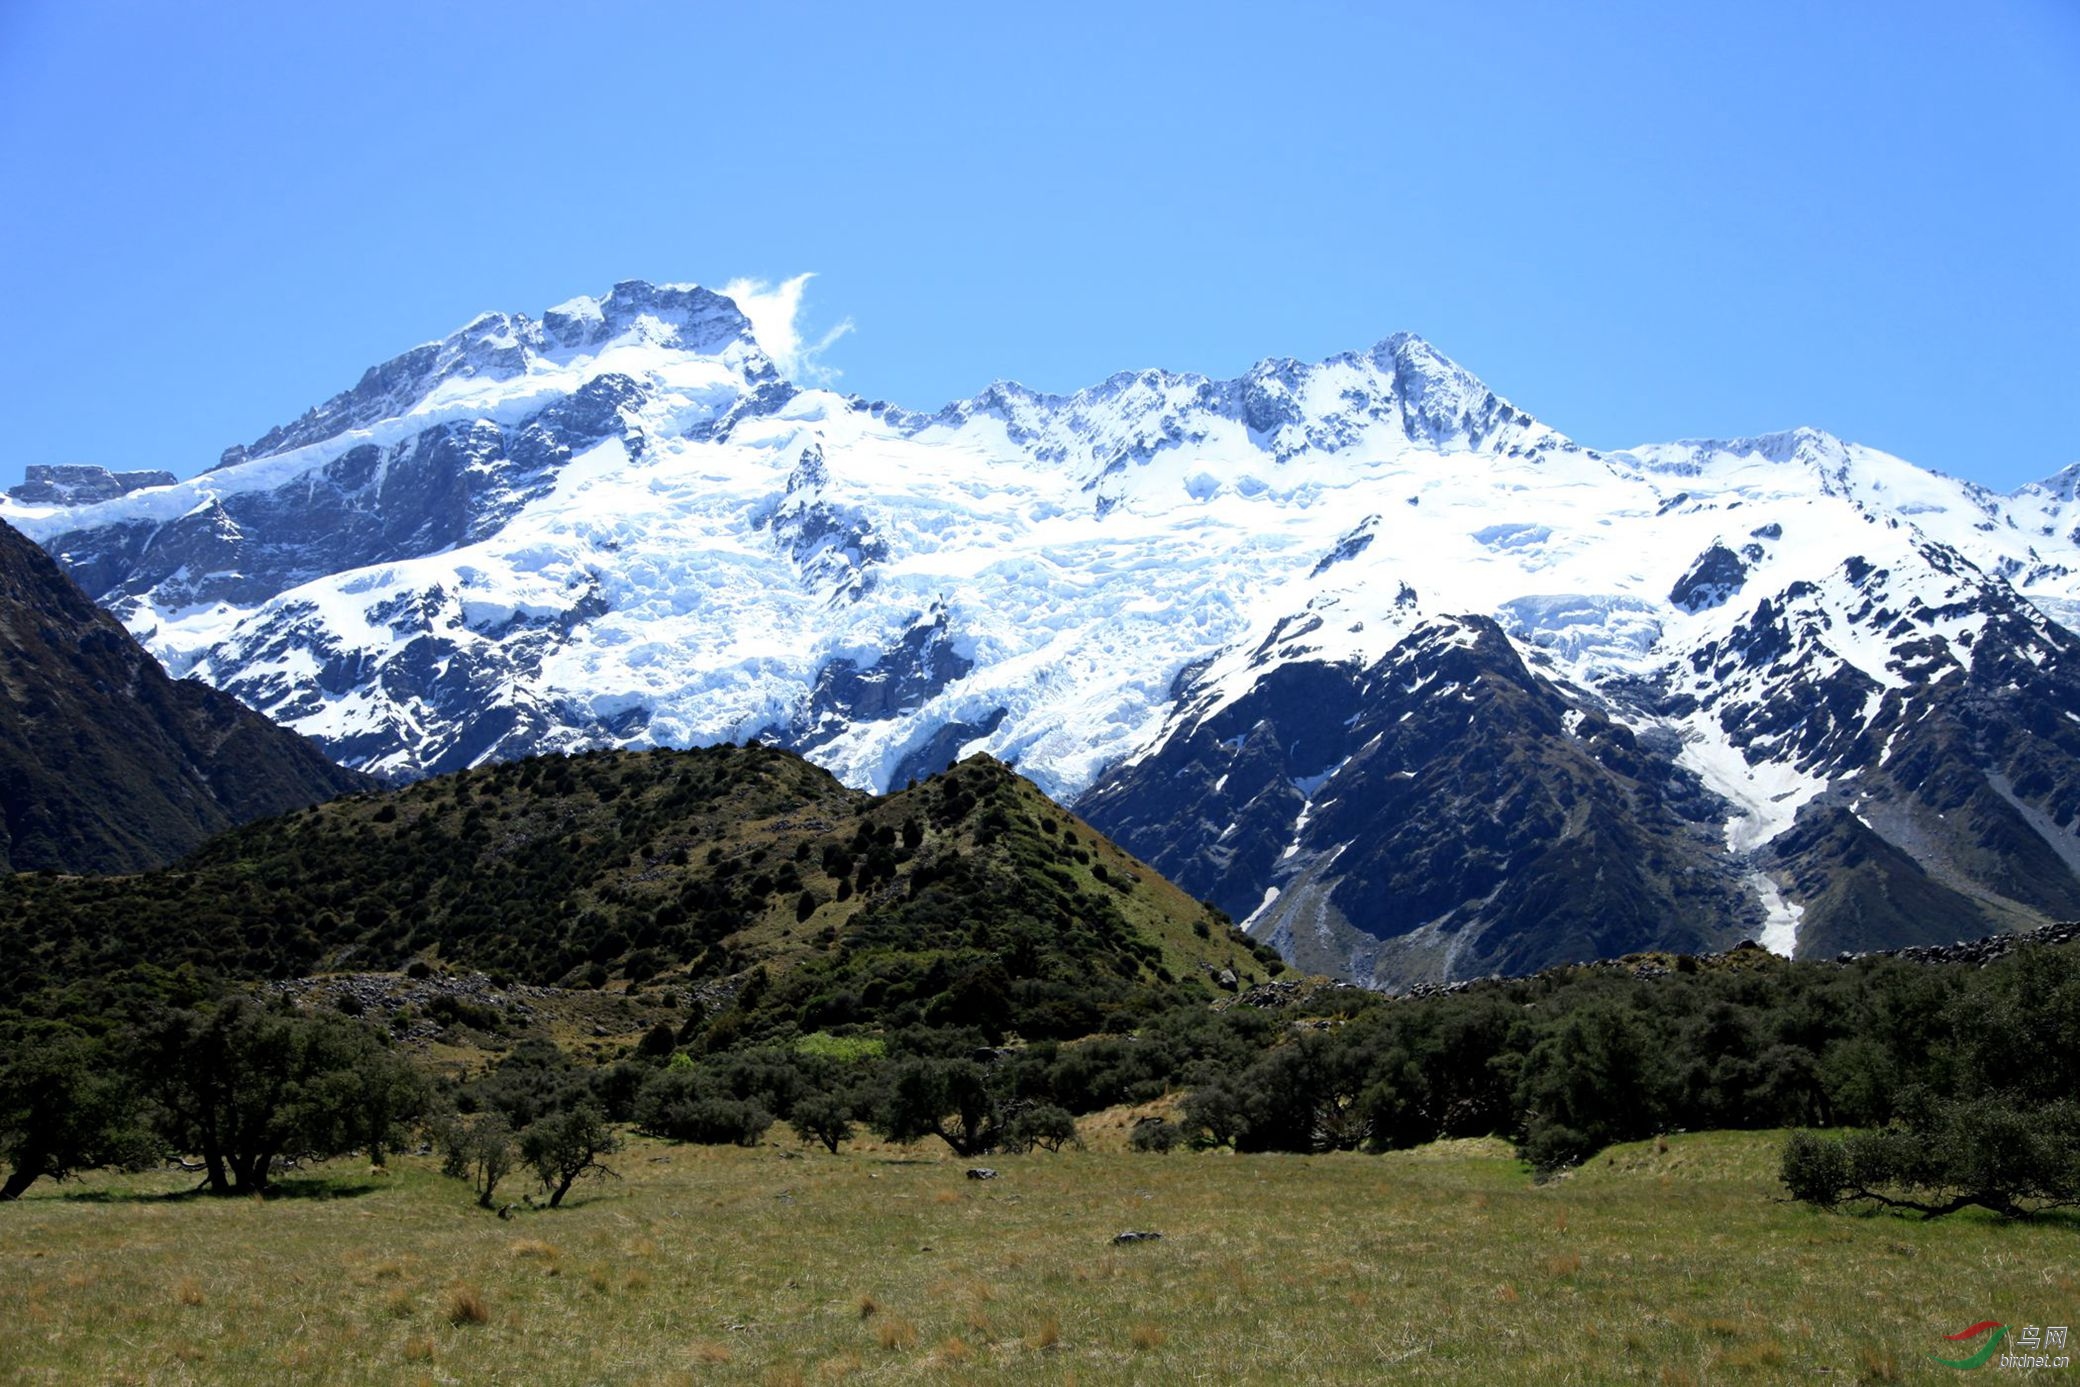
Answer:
0, 746, 1276, 1036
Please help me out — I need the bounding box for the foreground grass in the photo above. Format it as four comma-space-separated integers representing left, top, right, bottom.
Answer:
3, 1128, 2072, 1385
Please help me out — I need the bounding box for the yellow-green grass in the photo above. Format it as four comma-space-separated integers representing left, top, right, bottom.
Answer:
3, 1128, 2070, 1385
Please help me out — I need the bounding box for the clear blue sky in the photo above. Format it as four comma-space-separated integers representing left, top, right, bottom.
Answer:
2, 0, 2075, 492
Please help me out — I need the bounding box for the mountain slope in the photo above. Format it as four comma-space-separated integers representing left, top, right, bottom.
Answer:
1080, 617, 1760, 985
0, 747, 1263, 1032
0, 520, 368, 873
7, 281, 2079, 984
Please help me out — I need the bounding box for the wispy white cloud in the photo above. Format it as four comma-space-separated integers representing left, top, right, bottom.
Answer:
720, 273, 854, 385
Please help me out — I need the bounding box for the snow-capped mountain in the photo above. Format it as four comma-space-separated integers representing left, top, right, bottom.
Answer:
10, 280, 2079, 986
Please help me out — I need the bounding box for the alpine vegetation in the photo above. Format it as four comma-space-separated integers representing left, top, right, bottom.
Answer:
8, 281, 2080, 985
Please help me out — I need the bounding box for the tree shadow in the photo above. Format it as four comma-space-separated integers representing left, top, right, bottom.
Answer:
60, 1176, 385, 1204
1832, 1200, 2080, 1229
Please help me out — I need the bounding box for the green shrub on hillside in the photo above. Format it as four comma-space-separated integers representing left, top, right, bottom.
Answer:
1783, 1094, 2080, 1218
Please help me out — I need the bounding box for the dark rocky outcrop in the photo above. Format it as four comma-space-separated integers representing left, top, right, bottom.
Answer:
6, 464, 176, 506
0, 520, 368, 873
1082, 618, 1759, 989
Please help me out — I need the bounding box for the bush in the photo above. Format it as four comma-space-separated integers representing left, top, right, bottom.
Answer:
633, 1068, 773, 1145
1129, 1119, 1186, 1154
1006, 1104, 1078, 1153
427, 994, 501, 1033
1782, 1093, 2080, 1218
788, 1093, 854, 1154
1519, 1120, 1595, 1178
1779, 1129, 1851, 1208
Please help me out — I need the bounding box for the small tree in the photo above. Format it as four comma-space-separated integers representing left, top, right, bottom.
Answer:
872, 1057, 1004, 1157
435, 1111, 518, 1209
313, 1025, 428, 1168
520, 1105, 621, 1208
789, 1092, 855, 1154
0, 1028, 153, 1199
1180, 1077, 1247, 1150
1513, 1001, 1671, 1173
133, 999, 422, 1194
636, 1022, 678, 1060
1006, 1104, 1079, 1154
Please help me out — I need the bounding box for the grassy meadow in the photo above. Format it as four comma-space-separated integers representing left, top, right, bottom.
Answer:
4, 1124, 2072, 1385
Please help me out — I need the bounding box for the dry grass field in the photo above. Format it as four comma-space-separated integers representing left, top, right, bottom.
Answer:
3, 1124, 2072, 1385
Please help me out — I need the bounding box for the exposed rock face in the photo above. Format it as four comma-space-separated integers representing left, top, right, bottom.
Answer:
8, 284, 2080, 985
1669, 543, 1749, 613
1081, 617, 1760, 987
0, 520, 368, 873
6, 465, 177, 507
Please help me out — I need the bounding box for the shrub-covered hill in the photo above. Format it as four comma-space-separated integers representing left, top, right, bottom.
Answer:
0, 746, 1278, 1035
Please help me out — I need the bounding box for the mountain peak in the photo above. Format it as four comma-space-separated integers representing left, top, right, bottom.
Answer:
1620, 426, 1854, 479
217, 280, 768, 468
541, 279, 756, 354
11, 290, 2080, 988
2018, 461, 2080, 502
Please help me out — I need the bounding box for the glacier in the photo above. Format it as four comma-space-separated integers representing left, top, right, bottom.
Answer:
9, 279, 2080, 980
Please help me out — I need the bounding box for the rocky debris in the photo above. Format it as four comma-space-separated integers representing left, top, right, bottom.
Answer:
1224, 978, 1366, 1010
1580, 921, 2080, 987
1230, 980, 1302, 1008
1217, 921, 2080, 1023
265, 969, 552, 1044
1402, 976, 1501, 1001
965, 1168, 998, 1181
1827, 919, 2080, 969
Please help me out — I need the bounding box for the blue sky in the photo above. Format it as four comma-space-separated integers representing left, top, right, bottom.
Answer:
1, 0, 2075, 492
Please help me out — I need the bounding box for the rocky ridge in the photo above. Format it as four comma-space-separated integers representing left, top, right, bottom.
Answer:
8, 281, 2080, 985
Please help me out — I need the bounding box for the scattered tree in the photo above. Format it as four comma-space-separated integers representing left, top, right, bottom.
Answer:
0, 1027, 151, 1199
435, 1111, 518, 1209
873, 1057, 1004, 1157
788, 1092, 855, 1154
520, 1105, 621, 1207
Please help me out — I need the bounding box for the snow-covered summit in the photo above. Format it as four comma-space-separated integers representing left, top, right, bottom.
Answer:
892, 331, 1563, 491
2017, 461, 2080, 504
217, 280, 772, 469
11, 282, 2080, 984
